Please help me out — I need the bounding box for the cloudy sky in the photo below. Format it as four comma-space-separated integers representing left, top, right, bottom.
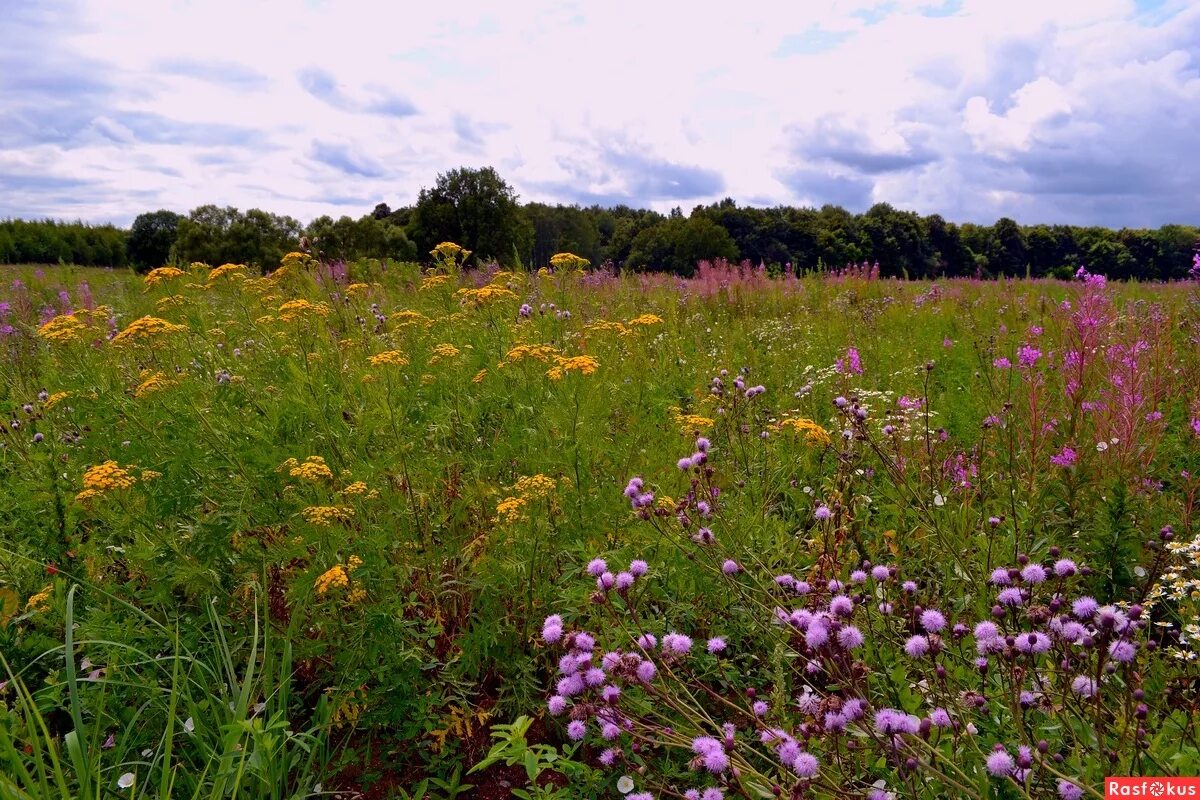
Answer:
1, 0, 1197, 227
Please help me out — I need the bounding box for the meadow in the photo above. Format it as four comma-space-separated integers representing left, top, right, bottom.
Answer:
1, 251, 1198, 799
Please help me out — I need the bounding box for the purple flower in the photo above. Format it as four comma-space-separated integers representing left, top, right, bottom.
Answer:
615, 572, 634, 591
871, 565, 890, 581
920, 609, 946, 632
548, 695, 567, 715
1015, 632, 1051, 655
587, 558, 608, 577
567, 720, 586, 741
752, 700, 769, 717
874, 708, 920, 735
1058, 780, 1084, 800
707, 637, 727, 654
696, 437, 711, 452
1072, 596, 1098, 619
598, 748, 618, 767
629, 560, 649, 577
636, 660, 657, 683
1054, 559, 1078, 577
829, 595, 853, 617
1071, 675, 1097, 698
901, 580, 917, 593
929, 708, 952, 728
904, 635, 930, 658
850, 569, 867, 584
601, 684, 621, 702
998, 587, 1024, 606
691, 736, 729, 773
993, 357, 1012, 369
637, 633, 657, 650
974, 621, 999, 640
584, 667, 606, 686
805, 622, 829, 649
986, 748, 1015, 777
1108, 640, 1137, 663
722, 559, 740, 574
837, 625, 864, 650
1050, 446, 1078, 467
1017, 345, 1041, 368
575, 632, 595, 651
556, 675, 584, 696
663, 633, 693, 655
814, 505, 832, 521
792, 751, 819, 778
1020, 564, 1047, 585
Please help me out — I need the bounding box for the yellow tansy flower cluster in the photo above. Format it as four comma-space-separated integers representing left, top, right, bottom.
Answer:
369, 350, 410, 367
585, 320, 631, 337
302, 505, 355, 526
455, 285, 518, 306
547, 355, 600, 381
76, 460, 137, 501
25, 584, 54, 612
207, 263, 248, 284
135, 371, 173, 398
430, 343, 461, 363
278, 299, 331, 322
315, 555, 364, 596
36, 307, 112, 344
501, 344, 560, 366
284, 456, 335, 482
420, 274, 453, 291
430, 242, 471, 265
776, 417, 833, 446
549, 252, 589, 271
143, 266, 186, 286
628, 314, 664, 327
390, 309, 430, 327
111, 316, 187, 346
496, 474, 559, 524
43, 391, 70, 410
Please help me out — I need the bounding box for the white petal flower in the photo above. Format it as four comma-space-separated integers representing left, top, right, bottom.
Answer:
617, 776, 635, 794
117, 773, 135, 789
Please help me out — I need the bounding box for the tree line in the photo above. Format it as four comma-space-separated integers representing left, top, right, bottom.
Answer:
2, 166, 1197, 280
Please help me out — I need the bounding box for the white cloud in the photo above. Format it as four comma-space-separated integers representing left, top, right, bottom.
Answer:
0, 0, 1197, 226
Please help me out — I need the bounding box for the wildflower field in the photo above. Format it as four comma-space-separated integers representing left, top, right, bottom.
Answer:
1, 252, 1199, 800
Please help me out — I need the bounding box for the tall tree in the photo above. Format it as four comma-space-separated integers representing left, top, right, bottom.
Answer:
127, 210, 183, 272
407, 167, 533, 264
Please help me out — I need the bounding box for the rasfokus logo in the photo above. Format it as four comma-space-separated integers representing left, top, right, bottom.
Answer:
1106, 778, 1200, 798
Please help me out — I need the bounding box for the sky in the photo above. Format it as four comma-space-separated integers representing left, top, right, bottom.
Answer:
1, 0, 1197, 228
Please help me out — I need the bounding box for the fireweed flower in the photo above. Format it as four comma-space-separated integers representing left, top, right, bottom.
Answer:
1050, 446, 1078, 467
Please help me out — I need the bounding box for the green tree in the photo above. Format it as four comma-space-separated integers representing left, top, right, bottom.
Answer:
407, 167, 533, 265
127, 210, 183, 272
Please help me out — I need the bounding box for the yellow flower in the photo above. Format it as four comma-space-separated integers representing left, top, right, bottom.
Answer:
455, 285, 517, 307
668, 407, 715, 432
430, 343, 461, 363
496, 496, 527, 524
627, 314, 664, 327
143, 266, 185, 286
36, 313, 88, 343
134, 371, 173, 398
346, 282, 371, 295
302, 505, 355, 526
430, 242, 471, 265
501, 344, 560, 366
77, 460, 137, 501
314, 564, 349, 594
207, 263, 248, 284
278, 299, 331, 322
25, 584, 54, 612
43, 391, 71, 410
514, 474, 556, 500
472, 369, 488, 383
111, 316, 187, 346
341, 481, 369, 496
288, 456, 334, 482
420, 274, 453, 291
369, 350, 410, 367
156, 294, 186, 310
549, 252, 589, 272
776, 417, 832, 446
390, 309, 431, 328
547, 355, 599, 380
